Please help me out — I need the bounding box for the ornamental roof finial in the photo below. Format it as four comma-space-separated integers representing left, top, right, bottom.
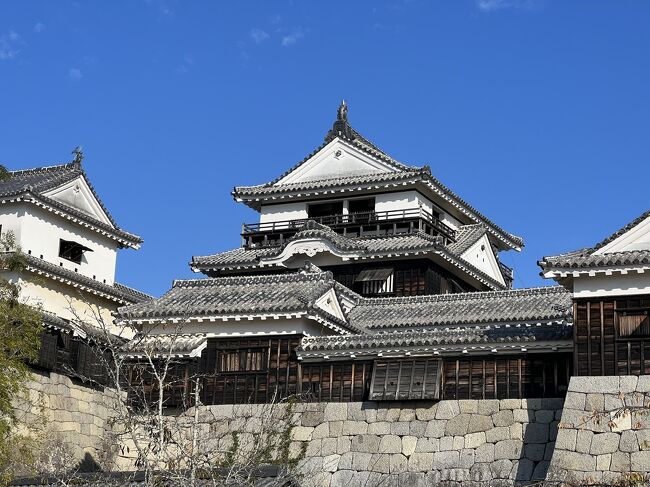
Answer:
326, 100, 354, 142
337, 99, 348, 122
71, 146, 84, 165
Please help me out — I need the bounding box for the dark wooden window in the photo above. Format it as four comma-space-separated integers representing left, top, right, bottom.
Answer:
617, 310, 650, 338
348, 198, 375, 213
355, 268, 394, 296
199, 337, 299, 405
299, 361, 370, 402
369, 359, 441, 400
38, 331, 58, 369
33, 330, 112, 387
74, 341, 110, 384
128, 362, 196, 409
58, 239, 92, 264
218, 347, 267, 372
575, 296, 650, 376
328, 260, 476, 298
308, 201, 343, 218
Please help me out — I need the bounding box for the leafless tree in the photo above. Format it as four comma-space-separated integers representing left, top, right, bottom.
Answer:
28, 298, 310, 486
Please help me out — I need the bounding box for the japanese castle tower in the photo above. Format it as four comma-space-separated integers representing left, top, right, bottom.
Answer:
118, 103, 573, 404
0, 151, 150, 383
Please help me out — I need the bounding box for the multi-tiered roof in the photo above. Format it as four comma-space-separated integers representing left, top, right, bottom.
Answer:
118, 103, 572, 360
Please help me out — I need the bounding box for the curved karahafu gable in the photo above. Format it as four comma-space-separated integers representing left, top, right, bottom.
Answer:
191, 221, 508, 291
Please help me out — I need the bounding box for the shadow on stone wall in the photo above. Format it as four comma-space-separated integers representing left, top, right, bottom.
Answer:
513, 399, 563, 485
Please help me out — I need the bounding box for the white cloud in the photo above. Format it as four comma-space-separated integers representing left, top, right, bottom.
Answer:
0, 30, 21, 60
281, 29, 304, 47
477, 0, 535, 11
68, 68, 83, 80
250, 28, 270, 44
34, 22, 45, 33
176, 55, 194, 74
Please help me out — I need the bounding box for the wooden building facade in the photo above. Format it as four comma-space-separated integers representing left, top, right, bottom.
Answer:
130, 336, 572, 407
574, 295, 650, 376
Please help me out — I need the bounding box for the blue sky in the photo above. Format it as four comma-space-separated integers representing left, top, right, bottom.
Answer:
1, 1, 649, 296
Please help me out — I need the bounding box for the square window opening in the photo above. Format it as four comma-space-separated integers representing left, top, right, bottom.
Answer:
59, 239, 92, 264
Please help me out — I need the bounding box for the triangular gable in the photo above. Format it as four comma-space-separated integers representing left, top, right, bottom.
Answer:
315, 288, 346, 322
595, 212, 650, 254
460, 234, 506, 286
42, 175, 114, 227
275, 138, 402, 186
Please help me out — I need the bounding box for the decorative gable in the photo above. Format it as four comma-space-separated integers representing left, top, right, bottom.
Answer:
275, 138, 400, 186
42, 175, 114, 227
460, 234, 506, 286
595, 214, 650, 254
314, 288, 346, 323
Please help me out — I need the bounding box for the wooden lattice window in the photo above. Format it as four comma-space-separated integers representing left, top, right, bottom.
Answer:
217, 348, 267, 372
38, 331, 58, 370
617, 310, 650, 338
369, 358, 441, 400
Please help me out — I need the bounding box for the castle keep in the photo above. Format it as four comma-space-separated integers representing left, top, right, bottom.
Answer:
117, 102, 573, 407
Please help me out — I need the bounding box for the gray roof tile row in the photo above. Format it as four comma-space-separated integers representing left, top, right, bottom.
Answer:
1, 161, 142, 246
17, 252, 151, 305
231, 107, 523, 250
299, 321, 572, 353
539, 208, 650, 271
117, 268, 361, 332
191, 222, 506, 291
349, 285, 571, 330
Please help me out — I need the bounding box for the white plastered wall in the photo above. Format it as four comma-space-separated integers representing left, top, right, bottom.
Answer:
0, 203, 118, 284
260, 202, 308, 225
573, 271, 650, 299
6, 272, 126, 336
275, 139, 395, 185
143, 316, 340, 338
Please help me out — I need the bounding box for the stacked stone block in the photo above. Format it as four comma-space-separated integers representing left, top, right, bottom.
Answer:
548, 375, 650, 485
285, 398, 564, 487
13, 371, 120, 470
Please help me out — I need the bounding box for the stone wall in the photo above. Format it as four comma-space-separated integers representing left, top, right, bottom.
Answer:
13, 369, 121, 471
547, 375, 650, 485
242, 398, 561, 487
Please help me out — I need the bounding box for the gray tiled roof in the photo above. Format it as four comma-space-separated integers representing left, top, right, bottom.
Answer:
122, 334, 207, 357
1, 161, 142, 246
348, 286, 571, 330
116, 268, 361, 332
446, 224, 486, 256
232, 108, 522, 250
539, 209, 650, 271
17, 252, 151, 305
299, 321, 572, 353
191, 223, 506, 290
190, 230, 443, 270
286, 220, 367, 251
592, 208, 650, 251
1, 162, 79, 195
540, 249, 650, 270
234, 168, 428, 197
235, 164, 525, 251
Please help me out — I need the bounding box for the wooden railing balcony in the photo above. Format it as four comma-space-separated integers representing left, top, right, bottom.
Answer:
241, 208, 456, 248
